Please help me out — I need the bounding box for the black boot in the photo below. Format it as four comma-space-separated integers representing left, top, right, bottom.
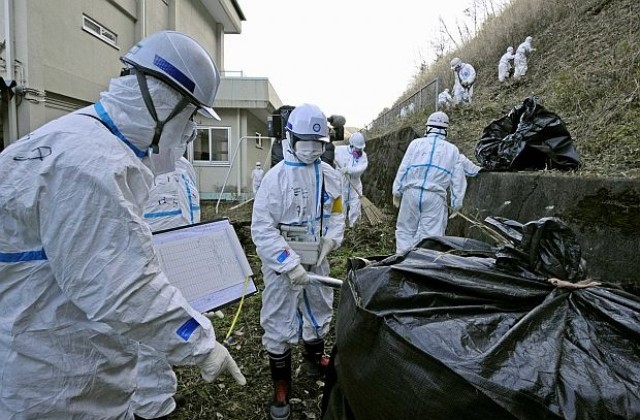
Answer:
302, 339, 330, 377
268, 350, 292, 420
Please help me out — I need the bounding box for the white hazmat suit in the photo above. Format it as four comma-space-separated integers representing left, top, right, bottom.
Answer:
438, 89, 453, 109
514, 36, 535, 79
136, 155, 201, 418
0, 56, 243, 418
498, 47, 516, 82
251, 143, 345, 355
251, 164, 265, 195
393, 130, 467, 254
334, 143, 368, 226
459, 154, 482, 177
452, 61, 476, 104
144, 156, 201, 230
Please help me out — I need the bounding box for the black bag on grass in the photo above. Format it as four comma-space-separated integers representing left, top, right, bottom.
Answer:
324, 228, 640, 420
475, 97, 581, 171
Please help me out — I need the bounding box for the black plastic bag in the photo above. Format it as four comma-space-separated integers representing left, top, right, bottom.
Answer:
324, 232, 640, 420
486, 216, 587, 282
475, 97, 581, 171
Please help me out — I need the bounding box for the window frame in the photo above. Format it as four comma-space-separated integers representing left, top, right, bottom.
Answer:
192, 126, 231, 166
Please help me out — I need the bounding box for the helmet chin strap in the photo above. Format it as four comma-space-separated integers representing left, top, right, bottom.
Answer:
135, 71, 192, 154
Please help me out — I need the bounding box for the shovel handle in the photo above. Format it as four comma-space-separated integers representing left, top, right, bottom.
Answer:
308, 273, 343, 288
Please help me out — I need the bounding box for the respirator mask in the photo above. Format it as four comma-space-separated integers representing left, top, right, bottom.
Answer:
294, 140, 325, 164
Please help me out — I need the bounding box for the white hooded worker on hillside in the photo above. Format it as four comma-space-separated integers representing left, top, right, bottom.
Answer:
137, 149, 201, 419
0, 31, 245, 420
392, 111, 467, 254
334, 132, 369, 226
251, 103, 345, 420
514, 36, 536, 79
438, 88, 454, 110
252, 161, 265, 195
450, 57, 476, 104
498, 46, 516, 82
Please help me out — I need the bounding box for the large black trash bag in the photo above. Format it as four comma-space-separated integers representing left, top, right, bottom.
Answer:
485, 216, 587, 282
475, 97, 581, 171
324, 233, 640, 420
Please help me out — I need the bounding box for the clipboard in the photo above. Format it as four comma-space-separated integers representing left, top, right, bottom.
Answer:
152, 218, 257, 313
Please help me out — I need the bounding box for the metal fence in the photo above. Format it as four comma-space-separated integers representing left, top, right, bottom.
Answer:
364, 78, 440, 132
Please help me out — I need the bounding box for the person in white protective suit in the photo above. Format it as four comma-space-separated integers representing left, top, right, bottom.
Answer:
438, 88, 454, 110
135, 149, 200, 419
498, 46, 516, 82
392, 111, 467, 254
514, 36, 536, 79
251, 103, 345, 420
334, 132, 369, 226
251, 161, 265, 195
450, 57, 476, 104
0, 31, 245, 420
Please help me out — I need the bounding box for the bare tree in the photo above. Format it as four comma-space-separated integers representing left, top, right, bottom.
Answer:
439, 16, 460, 49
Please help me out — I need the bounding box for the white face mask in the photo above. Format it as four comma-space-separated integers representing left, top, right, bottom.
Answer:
294, 140, 325, 164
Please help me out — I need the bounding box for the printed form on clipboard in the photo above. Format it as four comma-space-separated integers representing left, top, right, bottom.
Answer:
152, 218, 256, 313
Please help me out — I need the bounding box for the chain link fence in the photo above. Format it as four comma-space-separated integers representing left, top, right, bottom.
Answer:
364, 78, 440, 132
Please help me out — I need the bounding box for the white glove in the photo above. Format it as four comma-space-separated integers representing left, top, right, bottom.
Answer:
316, 238, 336, 267
393, 195, 401, 209
200, 341, 247, 385
340, 166, 349, 175
286, 264, 309, 286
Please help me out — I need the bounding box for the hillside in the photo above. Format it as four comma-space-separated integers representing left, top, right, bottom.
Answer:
365, 0, 639, 201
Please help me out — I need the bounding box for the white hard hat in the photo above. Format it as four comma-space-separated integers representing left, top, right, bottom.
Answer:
444, 88, 450, 93
349, 132, 366, 149
121, 31, 221, 120
526, 36, 533, 42
256, 161, 261, 166
507, 46, 514, 53
426, 111, 449, 129
450, 57, 462, 69
286, 103, 330, 143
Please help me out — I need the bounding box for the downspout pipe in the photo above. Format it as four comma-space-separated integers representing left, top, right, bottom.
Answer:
4, 0, 18, 143
137, 0, 146, 39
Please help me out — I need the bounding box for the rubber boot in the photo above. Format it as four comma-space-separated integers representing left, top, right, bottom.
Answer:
302, 339, 330, 378
268, 350, 292, 420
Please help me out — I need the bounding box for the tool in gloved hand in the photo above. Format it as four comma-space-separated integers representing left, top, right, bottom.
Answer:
315, 238, 336, 267
308, 273, 343, 289
199, 341, 247, 385
285, 264, 310, 286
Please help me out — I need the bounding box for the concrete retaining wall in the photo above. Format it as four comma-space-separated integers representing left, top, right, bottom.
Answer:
448, 172, 640, 291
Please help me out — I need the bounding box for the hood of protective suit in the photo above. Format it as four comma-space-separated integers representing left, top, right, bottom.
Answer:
99, 75, 196, 175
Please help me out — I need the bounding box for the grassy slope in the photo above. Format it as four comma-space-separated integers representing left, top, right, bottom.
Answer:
373, 0, 640, 177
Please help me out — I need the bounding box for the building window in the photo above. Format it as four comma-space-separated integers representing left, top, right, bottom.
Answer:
193, 127, 230, 164
255, 132, 263, 149
82, 15, 119, 49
